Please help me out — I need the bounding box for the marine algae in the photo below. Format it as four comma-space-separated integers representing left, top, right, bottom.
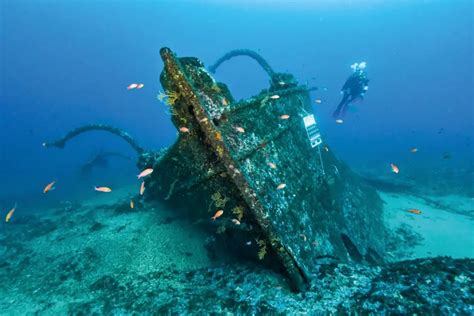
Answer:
216, 145, 224, 158
157, 90, 180, 106
210, 84, 222, 93
256, 239, 267, 260
211, 192, 229, 209
166, 91, 179, 106
232, 206, 245, 221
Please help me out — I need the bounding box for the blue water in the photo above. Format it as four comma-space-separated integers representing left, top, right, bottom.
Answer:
0, 2, 473, 313
1, 0, 472, 206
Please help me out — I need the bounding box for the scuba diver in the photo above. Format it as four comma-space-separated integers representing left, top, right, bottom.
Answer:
332, 62, 369, 121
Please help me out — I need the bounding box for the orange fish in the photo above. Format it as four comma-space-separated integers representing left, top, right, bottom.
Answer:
410, 148, 418, 153
137, 168, 154, 179
179, 127, 190, 133
136, 83, 144, 89
43, 180, 56, 194
5, 203, 17, 222
408, 209, 421, 215
390, 163, 399, 174
130, 200, 134, 209
140, 181, 145, 195
215, 132, 222, 141
94, 186, 112, 193
277, 183, 286, 190
335, 119, 344, 124
232, 218, 241, 225
270, 95, 280, 99
315, 99, 322, 104
268, 162, 277, 169
127, 83, 139, 90
235, 126, 245, 133
211, 210, 224, 221
280, 114, 290, 120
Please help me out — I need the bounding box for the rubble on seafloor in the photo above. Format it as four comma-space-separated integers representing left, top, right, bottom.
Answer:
0, 197, 472, 314
68, 258, 473, 314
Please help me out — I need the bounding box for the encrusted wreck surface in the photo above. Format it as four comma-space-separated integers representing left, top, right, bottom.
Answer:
45, 48, 386, 291
139, 48, 385, 290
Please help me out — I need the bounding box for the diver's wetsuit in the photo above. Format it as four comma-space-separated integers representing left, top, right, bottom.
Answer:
333, 70, 369, 119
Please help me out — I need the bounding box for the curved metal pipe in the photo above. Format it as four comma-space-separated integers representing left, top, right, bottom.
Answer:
208, 49, 275, 78
42, 124, 146, 154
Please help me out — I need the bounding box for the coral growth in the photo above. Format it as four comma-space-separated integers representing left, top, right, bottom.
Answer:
211, 192, 229, 209
256, 239, 267, 260
157, 90, 179, 106
232, 206, 245, 221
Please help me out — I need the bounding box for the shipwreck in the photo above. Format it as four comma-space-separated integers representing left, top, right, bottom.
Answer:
44, 48, 386, 291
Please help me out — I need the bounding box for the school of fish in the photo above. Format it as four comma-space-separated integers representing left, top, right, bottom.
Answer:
2, 167, 155, 222
3, 81, 429, 231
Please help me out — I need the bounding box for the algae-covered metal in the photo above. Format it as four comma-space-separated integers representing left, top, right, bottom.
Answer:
44, 48, 385, 291
144, 48, 385, 291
